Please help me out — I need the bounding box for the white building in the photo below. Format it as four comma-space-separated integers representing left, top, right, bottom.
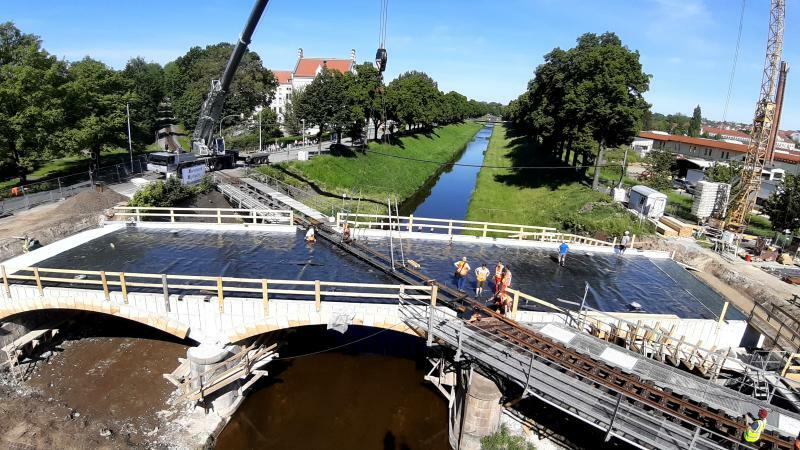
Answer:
268, 48, 357, 124
701, 126, 751, 144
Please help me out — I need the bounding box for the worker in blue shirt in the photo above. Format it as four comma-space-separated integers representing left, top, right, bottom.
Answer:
558, 241, 569, 267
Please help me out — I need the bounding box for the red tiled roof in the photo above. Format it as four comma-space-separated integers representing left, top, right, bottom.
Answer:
639, 131, 800, 164
293, 58, 352, 77
273, 70, 292, 84
701, 126, 750, 139
639, 131, 749, 152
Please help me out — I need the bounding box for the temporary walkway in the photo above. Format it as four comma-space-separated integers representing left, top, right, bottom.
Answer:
399, 297, 800, 450
238, 177, 327, 221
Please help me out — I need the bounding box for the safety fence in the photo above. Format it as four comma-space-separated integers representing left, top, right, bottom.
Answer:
0, 156, 148, 215
0, 266, 434, 314
111, 206, 293, 226
336, 212, 629, 247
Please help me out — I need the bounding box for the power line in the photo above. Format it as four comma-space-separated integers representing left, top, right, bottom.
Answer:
722, 0, 746, 125
273, 324, 400, 360
364, 148, 628, 170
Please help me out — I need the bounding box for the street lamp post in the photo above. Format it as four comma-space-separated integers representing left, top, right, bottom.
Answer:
126, 103, 133, 169
219, 113, 244, 137
301, 119, 306, 147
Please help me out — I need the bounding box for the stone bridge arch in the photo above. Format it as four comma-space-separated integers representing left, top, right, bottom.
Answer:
0, 295, 190, 340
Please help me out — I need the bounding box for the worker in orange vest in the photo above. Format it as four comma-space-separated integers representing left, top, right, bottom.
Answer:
453, 257, 470, 292
493, 260, 504, 294
500, 266, 512, 296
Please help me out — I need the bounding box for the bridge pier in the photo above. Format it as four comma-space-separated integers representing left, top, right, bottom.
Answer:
187, 344, 243, 417
450, 366, 503, 450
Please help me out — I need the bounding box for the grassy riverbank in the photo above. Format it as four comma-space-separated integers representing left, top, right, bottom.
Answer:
258, 122, 482, 214
465, 125, 650, 237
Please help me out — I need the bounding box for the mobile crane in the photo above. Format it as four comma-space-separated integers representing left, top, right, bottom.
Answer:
147, 0, 271, 179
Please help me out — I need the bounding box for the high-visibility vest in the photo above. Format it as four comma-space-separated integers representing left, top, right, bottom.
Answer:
743, 419, 767, 443
456, 261, 469, 276
476, 268, 489, 282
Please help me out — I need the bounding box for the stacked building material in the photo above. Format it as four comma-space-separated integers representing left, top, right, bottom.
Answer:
692, 181, 730, 220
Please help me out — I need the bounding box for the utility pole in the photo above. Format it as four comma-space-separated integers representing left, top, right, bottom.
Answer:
301, 119, 306, 147
258, 107, 263, 152
126, 103, 133, 168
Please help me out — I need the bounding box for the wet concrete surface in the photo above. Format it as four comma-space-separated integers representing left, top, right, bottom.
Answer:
367, 237, 743, 320
215, 326, 449, 450
34, 228, 740, 319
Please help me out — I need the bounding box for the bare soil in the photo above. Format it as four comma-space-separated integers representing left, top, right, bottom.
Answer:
0, 189, 127, 261
0, 314, 190, 449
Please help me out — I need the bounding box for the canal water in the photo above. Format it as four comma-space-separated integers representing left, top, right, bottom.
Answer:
214, 326, 449, 450
402, 124, 493, 219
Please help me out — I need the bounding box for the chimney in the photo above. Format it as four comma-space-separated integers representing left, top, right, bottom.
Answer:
351, 48, 356, 62
297, 48, 303, 59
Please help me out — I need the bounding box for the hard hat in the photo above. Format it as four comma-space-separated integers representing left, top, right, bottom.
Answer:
624, 231, 630, 235
758, 408, 768, 419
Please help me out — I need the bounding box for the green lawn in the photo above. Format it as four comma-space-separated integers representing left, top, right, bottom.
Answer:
465, 125, 651, 237
257, 123, 483, 214
0, 147, 159, 190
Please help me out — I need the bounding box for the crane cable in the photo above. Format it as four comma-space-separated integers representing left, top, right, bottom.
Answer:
378, 0, 389, 49
721, 0, 746, 126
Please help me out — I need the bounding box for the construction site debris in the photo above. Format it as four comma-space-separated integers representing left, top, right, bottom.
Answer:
52, 189, 127, 216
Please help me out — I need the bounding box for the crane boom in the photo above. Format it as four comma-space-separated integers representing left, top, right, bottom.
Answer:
191, 0, 270, 155
726, 0, 785, 231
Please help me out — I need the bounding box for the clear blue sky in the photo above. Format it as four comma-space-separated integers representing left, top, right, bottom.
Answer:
4, 0, 799, 129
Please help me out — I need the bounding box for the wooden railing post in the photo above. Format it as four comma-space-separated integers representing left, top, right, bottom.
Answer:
630, 235, 636, 249
262, 279, 269, 317
100, 271, 110, 300
430, 285, 438, 308
1, 265, 10, 299
408, 215, 414, 232
482, 223, 488, 238
717, 301, 730, 328
217, 209, 222, 224
336, 212, 341, 228
518, 227, 524, 240
161, 274, 171, 312
135, 207, 141, 221
447, 221, 453, 235
170, 209, 175, 222
217, 277, 224, 313
251, 209, 256, 224
512, 291, 520, 320
33, 267, 43, 296
315, 280, 321, 312
119, 272, 128, 304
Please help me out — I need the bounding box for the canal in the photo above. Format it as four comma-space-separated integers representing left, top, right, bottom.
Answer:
402, 124, 493, 219
215, 326, 449, 450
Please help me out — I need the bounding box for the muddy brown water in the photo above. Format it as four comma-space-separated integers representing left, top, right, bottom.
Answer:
215, 326, 449, 450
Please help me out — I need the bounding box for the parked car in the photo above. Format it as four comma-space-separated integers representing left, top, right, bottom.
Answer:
672, 178, 696, 195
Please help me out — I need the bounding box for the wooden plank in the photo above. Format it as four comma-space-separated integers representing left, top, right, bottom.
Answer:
119, 272, 128, 303
262, 279, 269, 317
314, 280, 321, 312
100, 271, 110, 300
217, 277, 224, 313
1, 265, 10, 298
33, 267, 43, 296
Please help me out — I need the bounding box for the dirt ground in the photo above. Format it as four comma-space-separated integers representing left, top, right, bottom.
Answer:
0, 189, 127, 261
0, 314, 190, 449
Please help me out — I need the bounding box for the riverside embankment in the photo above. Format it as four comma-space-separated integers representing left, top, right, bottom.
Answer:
258, 122, 483, 215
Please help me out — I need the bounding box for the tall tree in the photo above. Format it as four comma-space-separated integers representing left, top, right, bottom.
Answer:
122, 57, 165, 143
762, 174, 800, 232
385, 71, 442, 131
282, 87, 306, 136
163, 43, 277, 131
347, 62, 383, 140
60, 57, 133, 170
688, 104, 702, 137
294, 67, 351, 148
0, 22, 68, 182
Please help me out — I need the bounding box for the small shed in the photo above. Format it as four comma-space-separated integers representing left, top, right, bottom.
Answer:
629, 185, 668, 219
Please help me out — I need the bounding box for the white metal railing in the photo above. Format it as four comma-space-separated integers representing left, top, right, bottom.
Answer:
112, 206, 293, 226
336, 213, 628, 247
1, 266, 435, 314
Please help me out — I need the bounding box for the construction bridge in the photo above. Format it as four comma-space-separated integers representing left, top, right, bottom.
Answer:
1, 174, 799, 449
209, 173, 800, 450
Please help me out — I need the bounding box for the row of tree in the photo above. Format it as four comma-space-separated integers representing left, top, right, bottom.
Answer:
285, 65, 502, 143
1, 21, 502, 182
1, 22, 166, 182
642, 106, 703, 137
505, 32, 650, 188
